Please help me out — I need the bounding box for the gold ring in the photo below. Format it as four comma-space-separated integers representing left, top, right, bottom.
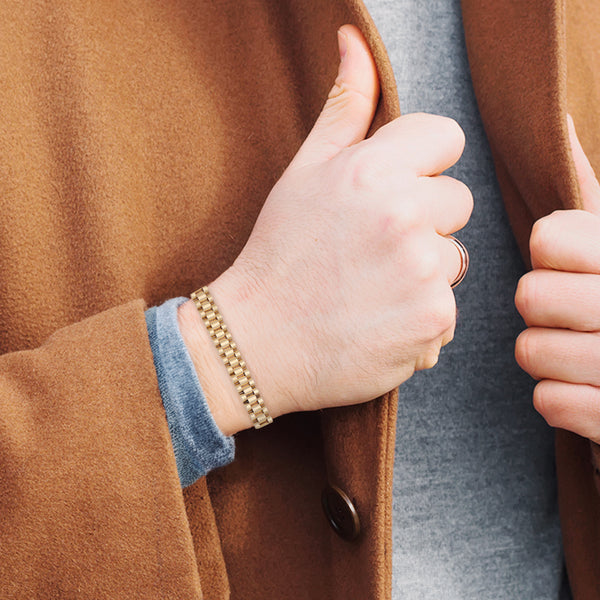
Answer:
447, 235, 469, 289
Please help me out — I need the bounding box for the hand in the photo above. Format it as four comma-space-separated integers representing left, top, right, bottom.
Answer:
515, 116, 600, 443
180, 25, 473, 435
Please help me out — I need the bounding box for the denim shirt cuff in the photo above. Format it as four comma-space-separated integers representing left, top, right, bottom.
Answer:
146, 297, 235, 487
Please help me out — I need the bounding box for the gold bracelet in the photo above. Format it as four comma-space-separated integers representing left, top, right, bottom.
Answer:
190, 286, 273, 429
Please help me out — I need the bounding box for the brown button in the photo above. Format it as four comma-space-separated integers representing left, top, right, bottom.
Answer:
321, 484, 360, 541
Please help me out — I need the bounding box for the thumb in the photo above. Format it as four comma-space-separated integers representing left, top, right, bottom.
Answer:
568, 113, 600, 215
290, 24, 380, 170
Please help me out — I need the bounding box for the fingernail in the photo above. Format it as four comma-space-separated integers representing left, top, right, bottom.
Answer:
337, 29, 348, 62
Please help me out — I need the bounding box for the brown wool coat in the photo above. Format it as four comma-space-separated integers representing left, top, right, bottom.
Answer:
0, 0, 599, 598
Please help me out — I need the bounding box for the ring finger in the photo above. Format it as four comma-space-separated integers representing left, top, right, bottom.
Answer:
533, 380, 600, 444
436, 233, 469, 289
516, 327, 600, 386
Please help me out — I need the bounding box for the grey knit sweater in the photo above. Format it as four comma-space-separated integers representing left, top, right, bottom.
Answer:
362, 0, 566, 598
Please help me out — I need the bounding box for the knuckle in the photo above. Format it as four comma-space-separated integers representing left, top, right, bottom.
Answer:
441, 325, 455, 347
439, 116, 466, 148
401, 111, 431, 126
532, 383, 549, 418
529, 215, 556, 264
455, 179, 474, 216
514, 273, 536, 320
328, 78, 374, 108
411, 245, 441, 283
346, 147, 380, 192
439, 176, 473, 228
426, 294, 457, 339
402, 112, 465, 144
440, 316, 457, 348
416, 345, 441, 371
374, 203, 425, 248
394, 200, 428, 235
514, 329, 536, 373
532, 382, 558, 426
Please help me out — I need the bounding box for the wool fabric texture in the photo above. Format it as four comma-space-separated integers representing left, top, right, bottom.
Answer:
0, 1, 599, 598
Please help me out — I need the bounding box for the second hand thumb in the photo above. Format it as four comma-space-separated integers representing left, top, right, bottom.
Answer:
290, 24, 380, 170
568, 114, 600, 215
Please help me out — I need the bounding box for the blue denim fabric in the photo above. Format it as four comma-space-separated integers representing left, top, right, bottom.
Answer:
146, 297, 235, 487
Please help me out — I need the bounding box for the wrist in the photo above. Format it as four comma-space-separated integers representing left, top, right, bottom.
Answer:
178, 268, 292, 435
177, 297, 250, 436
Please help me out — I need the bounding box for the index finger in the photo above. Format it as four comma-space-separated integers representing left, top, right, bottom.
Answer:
369, 112, 466, 177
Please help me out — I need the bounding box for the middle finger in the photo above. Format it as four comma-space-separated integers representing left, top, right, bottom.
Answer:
516, 270, 600, 331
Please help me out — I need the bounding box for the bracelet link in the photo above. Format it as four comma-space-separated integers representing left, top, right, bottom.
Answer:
191, 286, 273, 430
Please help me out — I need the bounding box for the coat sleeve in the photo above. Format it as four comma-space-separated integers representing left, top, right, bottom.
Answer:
0, 299, 203, 599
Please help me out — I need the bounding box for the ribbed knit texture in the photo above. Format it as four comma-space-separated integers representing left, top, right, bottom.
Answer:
146, 298, 235, 487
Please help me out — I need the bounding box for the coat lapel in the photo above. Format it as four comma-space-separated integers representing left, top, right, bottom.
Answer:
462, 1, 600, 597
461, 0, 582, 262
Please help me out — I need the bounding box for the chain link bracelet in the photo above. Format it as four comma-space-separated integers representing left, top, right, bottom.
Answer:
190, 286, 273, 429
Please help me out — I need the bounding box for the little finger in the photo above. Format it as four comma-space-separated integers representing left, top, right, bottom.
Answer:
516, 327, 600, 386
414, 319, 457, 371
533, 380, 600, 444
